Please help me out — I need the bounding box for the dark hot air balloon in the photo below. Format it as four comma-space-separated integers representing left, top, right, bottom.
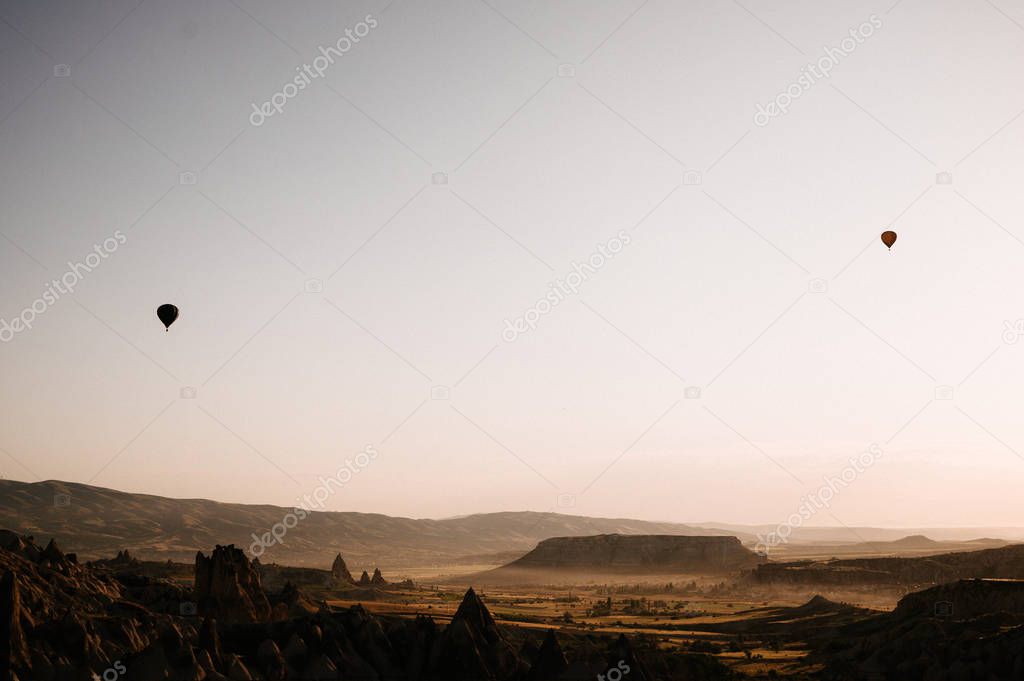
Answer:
880, 230, 897, 250
157, 304, 179, 331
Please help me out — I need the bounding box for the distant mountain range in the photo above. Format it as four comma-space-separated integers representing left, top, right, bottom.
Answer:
5, 480, 1021, 570
0, 480, 748, 568
690, 521, 1024, 544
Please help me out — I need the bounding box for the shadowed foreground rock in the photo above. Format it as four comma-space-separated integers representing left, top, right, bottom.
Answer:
817, 579, 1024, 680
0, 569, 29, 679
525, 629, 568, 681
433, 587, 526, 679
195, 544, 272, 623
1, 530, 736, 680
752, 543, 1024, 588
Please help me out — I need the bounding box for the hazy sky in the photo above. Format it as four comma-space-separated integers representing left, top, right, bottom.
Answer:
2, 0, 1024, 527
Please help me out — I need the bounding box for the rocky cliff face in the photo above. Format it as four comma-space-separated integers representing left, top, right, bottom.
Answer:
507, 534, 762, 573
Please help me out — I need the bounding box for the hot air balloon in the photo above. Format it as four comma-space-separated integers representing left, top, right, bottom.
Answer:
881, 230, 897, 250
157, 304, 179, 331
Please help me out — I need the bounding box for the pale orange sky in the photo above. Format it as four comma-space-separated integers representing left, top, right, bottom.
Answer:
2, 0, 1024, 527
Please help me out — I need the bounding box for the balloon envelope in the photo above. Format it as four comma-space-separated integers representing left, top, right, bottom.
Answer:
157, 304, 179, 330
881, 230, 897, 249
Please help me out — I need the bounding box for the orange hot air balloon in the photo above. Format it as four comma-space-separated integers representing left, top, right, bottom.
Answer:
881, 230, 897, 249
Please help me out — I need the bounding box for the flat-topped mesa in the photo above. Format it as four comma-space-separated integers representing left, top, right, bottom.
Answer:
508, 534, 762, 573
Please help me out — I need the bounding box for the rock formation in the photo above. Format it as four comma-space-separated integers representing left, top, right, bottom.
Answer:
434, 587, 526, 680
525, 629, 568, 681
0, 570, 29, 678
0, 530, 767, 680
752, 544, 1024, 587
194, 544, 272, 623
894, 578, 1024, 620
357, 570, 371, 587
504, 534, 762, 573
818, 579, 1024, 679
371, 566, 387, 586
330, 553, 355, 584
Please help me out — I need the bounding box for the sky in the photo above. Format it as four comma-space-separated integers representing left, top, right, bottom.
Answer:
2, 0, 1024, 528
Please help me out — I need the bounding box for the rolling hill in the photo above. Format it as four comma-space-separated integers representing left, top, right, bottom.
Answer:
0, 479, 749, 568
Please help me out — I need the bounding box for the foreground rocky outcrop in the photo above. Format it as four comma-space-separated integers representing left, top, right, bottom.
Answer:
525, 629, 568, 681
434, 587, 526, 679
9, 524, 1024, 680
817, 579, 1024, 680
893, 578, 1024, 620
503, 534, 762, 573
195, 544, 272, 623
2, 530, 729, 680
0, 531, 185, 681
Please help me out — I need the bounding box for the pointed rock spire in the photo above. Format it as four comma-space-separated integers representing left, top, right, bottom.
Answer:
452, 587, 497, 633
331, 553, 356, 584
526, 629, 568, 680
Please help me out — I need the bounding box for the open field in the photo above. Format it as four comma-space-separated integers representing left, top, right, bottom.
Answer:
323, 581, 857, 677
